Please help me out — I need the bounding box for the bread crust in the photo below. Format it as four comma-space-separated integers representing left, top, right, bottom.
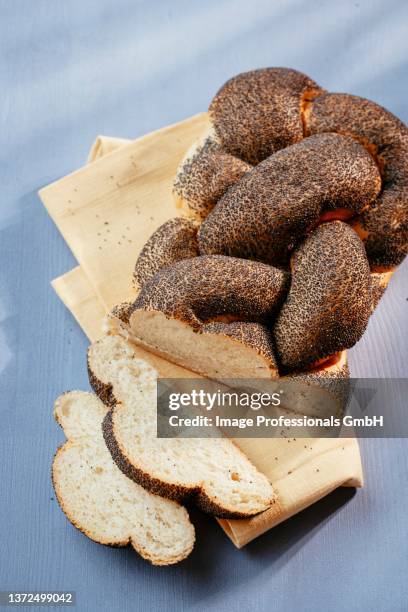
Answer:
307, 92, 408, 267
131, 255, 289, 327
134, 217, 199, 289
173, 131, 251, 220
198, 133, 381, 266
273, 222, 372, 370
87, 365, 116, 408
209, 67, 324, 164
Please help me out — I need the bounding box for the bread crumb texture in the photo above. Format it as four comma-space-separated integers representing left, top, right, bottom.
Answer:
53, 391, 195, 565
88, 335, 275, 519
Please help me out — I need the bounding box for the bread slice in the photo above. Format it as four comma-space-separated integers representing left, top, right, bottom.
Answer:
106, 306, 280, 379
104, 304, 350, 417
105, 255, 288, 379
52, 391, 195, 565
87, 335, 275, 518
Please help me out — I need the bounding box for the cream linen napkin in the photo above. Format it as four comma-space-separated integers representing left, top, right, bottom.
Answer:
40, 118, 363, 548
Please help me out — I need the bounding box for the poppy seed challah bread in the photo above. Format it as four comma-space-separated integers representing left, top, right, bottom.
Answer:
127, 68, 407, 377
52, 68, 407, 567
198, 133, 381, 266
87, 335, 275, 518
52, 391, 195, 565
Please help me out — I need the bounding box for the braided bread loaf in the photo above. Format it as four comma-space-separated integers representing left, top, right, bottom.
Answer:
116, 68, 406, 384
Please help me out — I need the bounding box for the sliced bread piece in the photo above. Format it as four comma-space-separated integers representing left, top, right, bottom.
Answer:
105, 255, 288, 379
52, 391, 195, 565
106, 308, 280, 379
87, 335, 275, 518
